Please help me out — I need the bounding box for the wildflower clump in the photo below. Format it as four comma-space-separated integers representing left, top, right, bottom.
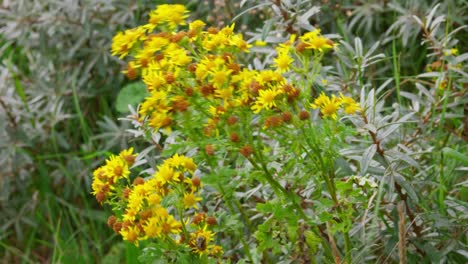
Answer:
91, 148, 136, 203
97, 3, 364, 262
92, 151, 222, 259
310, 92, 361, 119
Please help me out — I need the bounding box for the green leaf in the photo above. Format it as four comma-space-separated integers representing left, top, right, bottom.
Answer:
116, 82, 149, 113
442, 147, 468, 165
304, 231, 320, 254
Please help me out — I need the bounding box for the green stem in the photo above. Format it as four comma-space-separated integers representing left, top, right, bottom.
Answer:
203, 153, 254, 262
247, 150, 334, 261
438, 151, 446, 215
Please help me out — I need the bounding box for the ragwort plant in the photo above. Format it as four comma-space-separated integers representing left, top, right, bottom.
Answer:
0, 0, 155, 262
92, 4, 373, 263
93, 2, 467, 263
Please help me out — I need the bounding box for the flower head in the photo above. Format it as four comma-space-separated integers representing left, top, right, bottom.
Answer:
251, 88, 283, 113
299, 29, 333, 52
149, 4, 189, 29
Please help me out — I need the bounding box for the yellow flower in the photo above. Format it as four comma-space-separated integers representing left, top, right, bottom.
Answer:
274, 52, 294, 72
104, 155, 130, 180
256, 70, 284, 86
91, 169, 106, 195
215, 86, 234, 101
189, 227, 215, 256
143, 217, 162, 238
120, 225, 141, 244
254, 40, 267, 46
149, 4, 188, 29
128, 185, 146, 211
139, 91, 169, 117
143, 70, 166, 92
300, 29, 333, 51
155, 164, 179, 185
189, 20, 206, 31
251, 88, 282, 113
182, 192, 202, 209
444, 48, 459, 56
123, 208, 139, 222
210, 68, 232, 88
160, 215, 182, 235
340, 93, 361, 115
148, 112, 172, 132
321, 95, 341, 119
145, 36, 170, 53
111, 27, 146, 59
211, 245, 224, 256
229, 34, 251, 51
164, 44, 191, 66
147, 193, 162, 205
310, 92, 329, 109
119, 148, 137, 166
167, 154, 197, 172
310, 93, 342, 119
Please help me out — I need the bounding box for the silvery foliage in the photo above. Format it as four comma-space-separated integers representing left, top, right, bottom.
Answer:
236, 0, 467, 262
0, 0, 149, 239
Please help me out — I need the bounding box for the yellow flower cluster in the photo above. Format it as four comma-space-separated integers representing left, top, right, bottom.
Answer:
91, 148, 137, 202
311, 92, 361, 119
92, 150, 222, 257
110, 4, 344, 136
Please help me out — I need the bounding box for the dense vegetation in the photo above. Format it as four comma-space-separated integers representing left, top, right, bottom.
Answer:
1, 1, 466, 263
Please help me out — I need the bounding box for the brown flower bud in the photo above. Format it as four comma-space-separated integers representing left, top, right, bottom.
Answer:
107, 215, 117, 227
206, 216, 217, 226
164, 73, 176, 84
121, 221, 131, 230
112, 221, 122, 233
155, 53, 165, 61
123, 154, 135, 166
230, 133, 240, 143
207, 27, 219, 34
96, 192, 106, 203
187, 63, 197, 72
123, 187, 131, 199
264, 116, 282, 128
205, 144, 215, 156
200, 84, 215, 97
295, 42, 307, 53
227, 116, 238, 125
299, 110, 310, 120
172, 98, 189, 112
192, 212, 206, 225
125, 64, 138, 80
171, 31, 186, 42
185, 87, 194, 96
161, 117, 172, 127
101, 184, 110, 193
282, 84, 293, 93
249, 81, 262, 95
155, 32, 171, 39
188, 29, 197, 38
227, 63, 241, 74
133, 177, 145, 186
139, 210, 152, 221
281, 112, 292, 123
222, 53, 232, 63
191, 177, 201, 187
240, 144, 254, 157
204, 126, 214, 137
